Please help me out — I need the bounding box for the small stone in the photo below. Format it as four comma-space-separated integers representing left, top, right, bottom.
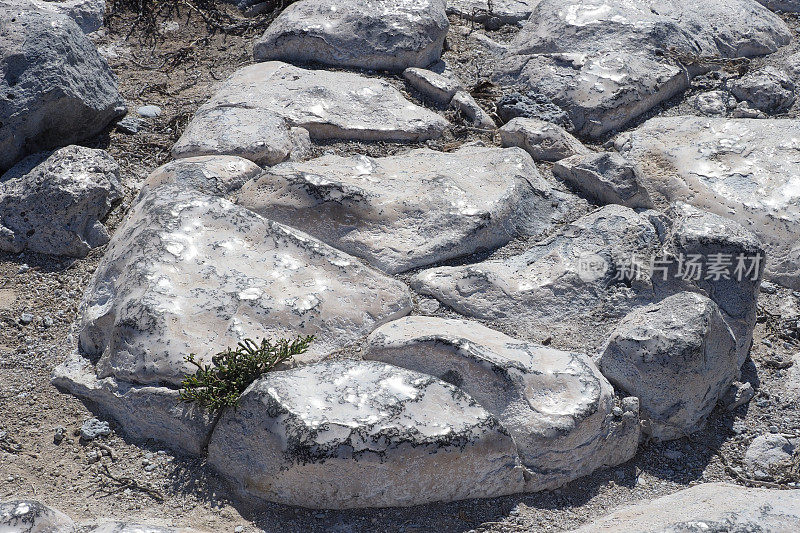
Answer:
450, 91, 495, 129
144, 464, 157, 472
769, 425, 780, 433
418, 298, 440, 315
86, 449, 101, 464
552, 152, 653, 209
688, 91, 728, 116
54, 426, 66, 444
19, 313, 34, 325
720, 381, 755, 411
730, 66, 796, 114
136, 105, 162, 118
116, 116, 145, 134
80, 418, 111, 441
761, 281, 779, 294
235, 527, 244, 533
612, 407, 624, 417
42, 316, 54, 328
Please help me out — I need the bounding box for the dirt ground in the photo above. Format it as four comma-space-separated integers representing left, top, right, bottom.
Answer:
1, 4, 799, 532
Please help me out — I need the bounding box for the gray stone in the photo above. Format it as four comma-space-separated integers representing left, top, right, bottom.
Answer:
719, 381, 755, 411
730, 66, 796, 114
495, 0, 790, 136
76, 184, 411, 387
80, 417, 111, 440
253, 0, 448, 71
688, 91, 729, 116
744, 434, 796, 479
568, 483, 800, 532
412, 205, 662, 353
136, 105, 162, 118
730, 101, 766, 119
173, 62, 448, 165
207, 359, 525, 508
237, 145, 578, 273
115, 117, 144, 135
499, 117, 589, 162
0, 1, 125, 172
446, 0, 536, 25
32, 0, 105, 33
0, 500, 74, 533
494, 51, 689, 137
616, 117, 799, 288
496, 91, 572, 129
365, 316, 640, 490
599, 292, 738, 440
140, 156, 261, 198
756, 0, 800, 12
450, 91, 495, 129
0, 146, 124, 257
552, 152, 653, 209
18, 312, 34, 325
403, 67, 462, 105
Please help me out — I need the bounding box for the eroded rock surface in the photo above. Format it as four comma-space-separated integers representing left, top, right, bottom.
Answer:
253, 0, 449, 71
616, 117, 799, 288
552, 152, 653, 209
172, 62, 448, 165
568, 483, 800, 532
0, 0, 124, 172
599, 292, 738, 440
140, 155, 262, 198
0, 500, 74, 533
446, 0, 536, 25
499, 117, 589, 162
74, 184, 411, 387
365, 316, 640, 489
237, 145, 579, 273
207, 359, 525, 508
0, 146, 123, 257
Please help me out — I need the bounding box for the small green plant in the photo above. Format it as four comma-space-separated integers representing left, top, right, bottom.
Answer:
179, 336, 314, 411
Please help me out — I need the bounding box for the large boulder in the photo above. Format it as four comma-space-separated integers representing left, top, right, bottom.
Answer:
599, 292, 738, 440
494, 0, 790, 136
74, 185, 411, 387
237, 145, 580, 273
253, 0, 449, 71
413, 203, 763, 362
0, 0, 124, 173
172, 62, 449, 165
568, 483, 800, 532
0, 146, 123, 257
207, 359, 525, 508
365, 316, 640, 490
0, 500, 74, 533
616, 117, 798, 288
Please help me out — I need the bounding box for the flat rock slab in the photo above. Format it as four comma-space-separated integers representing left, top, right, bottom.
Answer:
253, 0, 449, 71
0, 0, 124, 172
0, 145, 123, 257
207, 359, 525, 508
616, 117, 800, 289
76, 184, 412, 387
599, 292, 738, 440
140, 155, 262, 198
173, 62, 449, 165
494, 51, 689, 137
568, 483, 800, 532
237, 145, 579, 273
365, 316, 640, 489
495, 0, 790, 136
446, 0, 536, 25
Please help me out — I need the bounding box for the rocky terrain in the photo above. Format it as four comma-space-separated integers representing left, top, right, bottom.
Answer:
1, 0, 800, 531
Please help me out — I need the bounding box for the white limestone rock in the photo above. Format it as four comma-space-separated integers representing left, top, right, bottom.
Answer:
0, 0, 124, 172
0, 500, 74, 533
412, 205, 663, 353
365, 316, 640, 490
253, 0, 449, 71
494, 51, 690, 137
568, 483, 800, 532
599, 292, 738, 440
0, 146, 123, 257
616, 117, 799, 288
140, 155, 262, 198
237, 145, 577, 273
207, 359, 525, 508
172, 62, 449, 165
687, 91, 730, 116
552, 152, 653, 209
499, 117, 589, 162
730, 66, 796, 114
403, 67, 462, 105
446, 0, 537, 25
76, 184, 412, 387
450, 90, 496, 129
744, 434, 796, 480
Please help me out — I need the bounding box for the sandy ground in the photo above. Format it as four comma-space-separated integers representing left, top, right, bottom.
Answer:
1, 4, 799, 532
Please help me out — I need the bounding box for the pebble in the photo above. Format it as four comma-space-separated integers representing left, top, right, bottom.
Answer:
760, 281, 778, 294
235, 527, 244, 533
769, 425, 780, 433
144, 464, 157, 472
19, 312, 34, 325
54, 426, 66, 444
116, 116, 145, 134
136, 105, 162, 118
80, 418, 111, 441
